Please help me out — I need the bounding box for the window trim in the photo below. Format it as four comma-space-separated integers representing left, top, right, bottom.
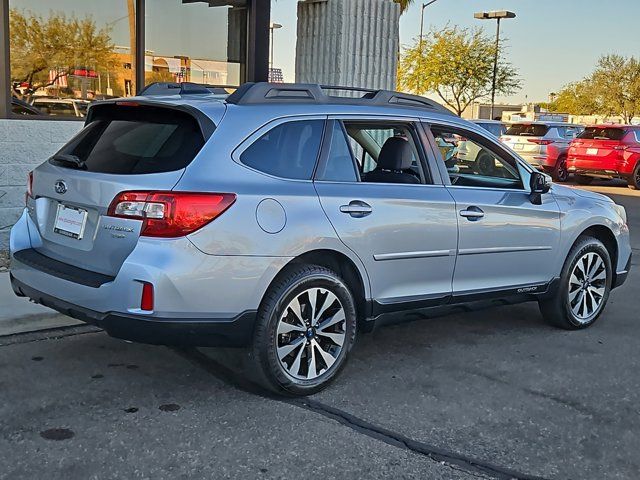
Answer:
424, 121, 532, 192
0, 0, 270, 120
231, 115, 328, 182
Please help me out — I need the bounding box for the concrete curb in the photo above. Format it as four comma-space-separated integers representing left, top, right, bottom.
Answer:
0, 271, 82, 336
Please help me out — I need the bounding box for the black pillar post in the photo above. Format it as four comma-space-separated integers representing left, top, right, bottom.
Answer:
247, 0, 270, 82
0, 0, 10, 117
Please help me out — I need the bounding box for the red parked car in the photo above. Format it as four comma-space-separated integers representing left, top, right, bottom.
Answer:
567, 125, 640, 189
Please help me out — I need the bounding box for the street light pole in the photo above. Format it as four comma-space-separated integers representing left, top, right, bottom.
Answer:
474, 10, 516, 120
419, 0, 439, 47
269, 22, 283, 72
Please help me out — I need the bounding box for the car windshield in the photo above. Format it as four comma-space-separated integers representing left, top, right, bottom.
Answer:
578, 127, 627, 141
505, 124, 550, 137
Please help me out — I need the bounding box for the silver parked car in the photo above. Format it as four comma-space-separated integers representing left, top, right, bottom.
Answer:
10, 83, 632, 395
500, 121, 584, 182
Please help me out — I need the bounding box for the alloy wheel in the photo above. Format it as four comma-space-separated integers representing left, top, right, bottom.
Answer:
556, 158, 569, 182
568, 252, 607, 323
276, 287, 346, 380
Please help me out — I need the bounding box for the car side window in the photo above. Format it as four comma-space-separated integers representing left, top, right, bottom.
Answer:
342, 122, 427, 184
240, 120, 324, 180
430, 125, 523, 190
317, 121, 359, 182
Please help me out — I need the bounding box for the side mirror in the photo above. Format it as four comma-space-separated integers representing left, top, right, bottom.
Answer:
530, 171, 551, 205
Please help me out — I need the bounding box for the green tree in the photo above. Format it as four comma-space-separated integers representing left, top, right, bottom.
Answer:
551, 80, 601, 116
10, 9, 115, 94
590, 55, 640, 123
551, 55, 640, 122
397, 26, 521, 116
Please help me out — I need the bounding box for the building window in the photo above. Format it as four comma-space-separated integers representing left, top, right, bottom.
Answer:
145, 0, 248, 88
8, 0, 137, 118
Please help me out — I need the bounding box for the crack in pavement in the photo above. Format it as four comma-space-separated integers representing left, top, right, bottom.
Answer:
0, 324, 100, 346
174, 347, 551, 480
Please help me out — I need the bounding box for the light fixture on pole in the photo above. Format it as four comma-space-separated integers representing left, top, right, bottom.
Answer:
419, 0, 439, 47
269, 22, 283, 71
474, 10, 516, 120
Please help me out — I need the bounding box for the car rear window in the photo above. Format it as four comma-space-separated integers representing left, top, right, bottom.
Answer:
505, 124, 550, 137
53, 105, 206, 174
476, 123, 505, 137
240, 120, 324, 180
578, 127, 627, 141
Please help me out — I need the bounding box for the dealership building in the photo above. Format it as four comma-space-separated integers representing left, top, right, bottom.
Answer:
0, 0, 270, 246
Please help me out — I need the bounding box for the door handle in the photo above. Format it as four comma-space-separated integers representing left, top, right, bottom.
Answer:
459, 206, 484, 221
340, 201, 372, 218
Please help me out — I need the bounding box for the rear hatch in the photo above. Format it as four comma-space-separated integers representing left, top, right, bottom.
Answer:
568, 127, 628, 168
28, 102, 213, 277
500, 123, 551, 155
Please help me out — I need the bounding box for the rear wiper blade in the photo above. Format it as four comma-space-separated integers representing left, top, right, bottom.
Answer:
50, 153, 86, 170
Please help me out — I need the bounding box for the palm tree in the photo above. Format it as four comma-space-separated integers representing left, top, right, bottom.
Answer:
394, 0, 415, 13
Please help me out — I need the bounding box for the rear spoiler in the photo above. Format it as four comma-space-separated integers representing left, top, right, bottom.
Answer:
85, 100, 217, 140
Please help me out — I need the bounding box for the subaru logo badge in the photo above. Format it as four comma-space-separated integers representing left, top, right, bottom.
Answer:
54, 180, 67, 195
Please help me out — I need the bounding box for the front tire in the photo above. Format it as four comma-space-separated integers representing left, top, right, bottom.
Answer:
539, 236, 612, 330
627, 163, 640, 190
249, 264, 357, 396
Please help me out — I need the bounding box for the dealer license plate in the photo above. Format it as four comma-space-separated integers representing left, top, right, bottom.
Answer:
54, 204, 88, 240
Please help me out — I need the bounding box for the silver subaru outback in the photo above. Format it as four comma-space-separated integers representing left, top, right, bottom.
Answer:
10, 83, 632, 395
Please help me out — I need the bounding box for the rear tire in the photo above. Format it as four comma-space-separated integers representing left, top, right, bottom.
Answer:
627, 163, 640, 190
248, 264, 357, 396
539, 236, 612, 330
552, 156, 569, 182
575, 175, 594, 185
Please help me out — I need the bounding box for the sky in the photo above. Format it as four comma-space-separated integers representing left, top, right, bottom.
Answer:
271, 0, 640, 103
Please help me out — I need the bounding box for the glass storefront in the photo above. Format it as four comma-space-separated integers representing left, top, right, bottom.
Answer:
146, 0, 247, 88
3, 0, 263, 119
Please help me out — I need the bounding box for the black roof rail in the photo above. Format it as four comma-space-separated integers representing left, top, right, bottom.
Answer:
225, 82, 455, 116
139, 82, 234, 96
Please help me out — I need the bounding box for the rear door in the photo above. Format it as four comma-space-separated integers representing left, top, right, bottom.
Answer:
28, 103, 214, 276
314, 117, 458, 309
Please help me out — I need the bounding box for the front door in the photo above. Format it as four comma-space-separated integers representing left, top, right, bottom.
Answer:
314, 118, 458, 310
427, 123, 561, 296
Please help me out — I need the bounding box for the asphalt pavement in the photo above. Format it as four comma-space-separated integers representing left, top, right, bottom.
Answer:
1, 180, 638, 480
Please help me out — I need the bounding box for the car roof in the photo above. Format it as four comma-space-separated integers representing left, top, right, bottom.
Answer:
472, 119, 504, 124
585, 124, 636, 128
509, 121, 580, 127
90, 82, 495, 137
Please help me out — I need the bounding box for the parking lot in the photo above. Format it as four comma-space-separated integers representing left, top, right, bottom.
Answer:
1, 180, 638, 480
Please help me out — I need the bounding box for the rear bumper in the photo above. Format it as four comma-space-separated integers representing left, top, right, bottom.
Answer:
521, 154, 556, 169
566, 166, 631, 180
11, 274, 257, 347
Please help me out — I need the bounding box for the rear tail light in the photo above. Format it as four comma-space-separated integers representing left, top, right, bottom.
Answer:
527, 139, 553, 145
25, 171, 34, 204
140, 282, 154, 311
107, 191, 236, 237
500, 137, 511, 142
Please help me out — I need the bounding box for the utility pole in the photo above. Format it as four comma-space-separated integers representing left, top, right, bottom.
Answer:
474, 10, 516, 120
